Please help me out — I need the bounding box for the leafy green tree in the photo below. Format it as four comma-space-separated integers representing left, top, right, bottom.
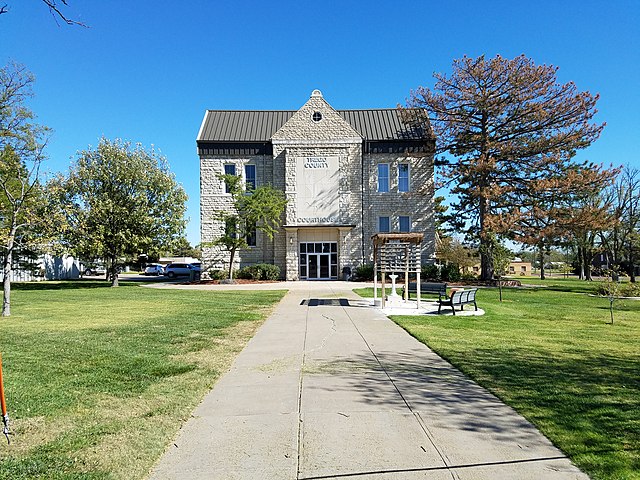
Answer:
436, 236, 478, 273
52, 138, 187, 286
489, 238, 514, 302
208, 174, 287, 280
0, 62, 51, 316
169, 237, 201, 260
405, 54, 604, 281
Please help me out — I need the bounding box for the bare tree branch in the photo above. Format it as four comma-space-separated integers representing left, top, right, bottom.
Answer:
41, 0, 87, 27
0, 1, 87, 27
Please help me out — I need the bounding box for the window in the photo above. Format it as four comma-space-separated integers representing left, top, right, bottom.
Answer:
399, 216, 411, 232
224, 164, 236, 193
378, 216, 390, 232
377, 164, 389, 193
245, 164, 256, 191
398, 163, 410, 192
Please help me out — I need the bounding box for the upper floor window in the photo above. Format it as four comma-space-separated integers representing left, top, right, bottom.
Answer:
399, 215, 411, 232
245, 164, 256, 191
377, 164, 389, 193
378, 216, 390, 233
398, 164, 410, 192
224, 164, 236, 193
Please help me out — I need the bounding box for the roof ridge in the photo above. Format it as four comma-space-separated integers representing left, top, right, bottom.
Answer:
205, 109, 296, 113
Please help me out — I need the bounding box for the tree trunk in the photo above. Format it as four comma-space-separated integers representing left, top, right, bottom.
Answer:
228, 248, 236, 281
2, 224, 18, 317
110, 254, 119, 287
478, 195, 494, 281
480, 246, 494, 282
2, 249, 13, 317
538, 245, 546, 280
575, 245, 582, 279
583, 247, 592, 281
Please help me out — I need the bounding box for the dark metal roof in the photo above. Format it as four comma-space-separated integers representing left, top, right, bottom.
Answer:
197, 109, 431, 143
198, 111, 295, 142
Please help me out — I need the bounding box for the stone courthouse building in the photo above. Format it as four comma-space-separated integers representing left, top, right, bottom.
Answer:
197, 90, 436, 280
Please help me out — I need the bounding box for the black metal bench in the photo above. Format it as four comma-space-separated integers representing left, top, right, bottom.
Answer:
401, 282, 448, 300
438, 288, 478, 315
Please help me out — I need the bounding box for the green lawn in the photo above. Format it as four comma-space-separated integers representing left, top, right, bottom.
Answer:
0, 281, 286, 479
355, 279, 640, 480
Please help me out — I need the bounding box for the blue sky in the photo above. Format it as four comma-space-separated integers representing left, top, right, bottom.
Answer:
2, 0, 638, 245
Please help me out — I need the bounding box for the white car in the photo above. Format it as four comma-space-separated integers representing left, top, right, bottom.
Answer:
83, 265, 107, 276
144, 264, 165, 276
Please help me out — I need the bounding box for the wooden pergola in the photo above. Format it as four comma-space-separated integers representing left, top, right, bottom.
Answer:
372, 233, 424, 309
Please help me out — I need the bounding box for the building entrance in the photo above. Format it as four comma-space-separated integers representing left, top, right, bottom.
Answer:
299, 242, 338, 280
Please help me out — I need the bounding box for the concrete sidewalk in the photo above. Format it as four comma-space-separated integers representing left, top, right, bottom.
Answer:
149, 282, 587, 480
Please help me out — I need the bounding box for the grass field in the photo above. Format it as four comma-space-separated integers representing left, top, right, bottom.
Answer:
0, 281, 286, 479
355, 278, 639, 480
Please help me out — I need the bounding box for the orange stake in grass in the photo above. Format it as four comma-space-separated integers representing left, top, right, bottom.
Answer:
0, 353, 9, 444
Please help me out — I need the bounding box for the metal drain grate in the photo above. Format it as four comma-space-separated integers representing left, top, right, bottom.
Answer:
300, 298, 351, 307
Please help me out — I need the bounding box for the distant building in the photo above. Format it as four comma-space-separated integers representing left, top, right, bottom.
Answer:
469, 261, 532, 276
159, 256, 199, 265
197, 90, 436, 280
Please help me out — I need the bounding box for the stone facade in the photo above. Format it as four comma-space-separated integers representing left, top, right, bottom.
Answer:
199, 90, 435, 280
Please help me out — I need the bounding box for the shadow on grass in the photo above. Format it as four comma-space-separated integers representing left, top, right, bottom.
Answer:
542, 284, 599, 295
9, 280, 116, 291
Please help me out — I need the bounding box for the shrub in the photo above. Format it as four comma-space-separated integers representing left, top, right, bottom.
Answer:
354, 264, 374, 281
422, 264, 440, 280
237, 263, 280, 281
256, 263, 280, 280
622, 282, 640, 297
205, 268, 227, 280
597, 281, 640, 297
237, 265, 260, 280
441, 263, 461, 282
460, 271, 478, 282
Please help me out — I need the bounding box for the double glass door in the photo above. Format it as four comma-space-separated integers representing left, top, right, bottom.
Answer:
299, 242, 338, 279
307, 253, 330, 279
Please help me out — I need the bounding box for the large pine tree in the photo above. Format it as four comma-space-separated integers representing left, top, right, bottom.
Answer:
405, 54, 606, 280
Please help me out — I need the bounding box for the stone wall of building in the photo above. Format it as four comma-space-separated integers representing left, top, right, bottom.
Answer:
362, 152, 436, 264
200, 154, 276, 277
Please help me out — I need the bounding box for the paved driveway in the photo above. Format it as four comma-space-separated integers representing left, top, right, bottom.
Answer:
149, 282, 587, 480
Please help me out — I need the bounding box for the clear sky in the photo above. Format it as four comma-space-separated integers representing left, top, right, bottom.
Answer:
2, 0, 638, 245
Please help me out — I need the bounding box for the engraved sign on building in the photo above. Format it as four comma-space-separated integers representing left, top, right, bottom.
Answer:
295, 156, 340, 224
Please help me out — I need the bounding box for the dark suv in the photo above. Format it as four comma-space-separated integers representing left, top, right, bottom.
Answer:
164, 263, 200, 278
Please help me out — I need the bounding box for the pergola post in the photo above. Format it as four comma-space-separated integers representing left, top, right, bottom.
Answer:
404, 244, 409, 302
373, 242, 378, 304
371, 233, 424, 311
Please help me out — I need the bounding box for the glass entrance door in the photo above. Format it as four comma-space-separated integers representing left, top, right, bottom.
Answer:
299, 242, 338, 279
308, 254, 319, 279
307, 254, 330, 280
319, 254, 329, 278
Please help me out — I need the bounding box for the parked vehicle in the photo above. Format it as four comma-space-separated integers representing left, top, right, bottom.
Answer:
83, 265, 107, 276
164, 263, 199, 278
144, 264, 165, 276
